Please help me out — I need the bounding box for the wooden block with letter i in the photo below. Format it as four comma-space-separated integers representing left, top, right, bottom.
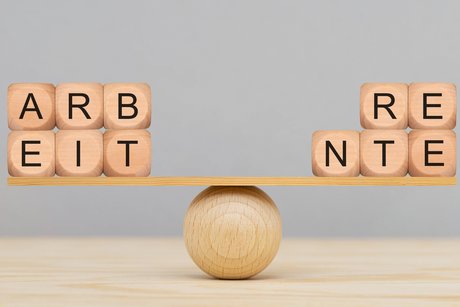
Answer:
360, 130, 408, 176
360, 83, 408, 129
409, 83, 456, 129
56, 83, 104, 129
104, 83, 151, 129
8, 83, 55, 130
409, 130, 456, 177
104, 130, 151, 177
8, 131, 55, 177
312, 130, 360, 177
56, 130, 103, 176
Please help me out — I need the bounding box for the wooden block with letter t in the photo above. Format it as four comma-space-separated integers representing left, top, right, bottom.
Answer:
360, 130, 408, 177
103, 130, 151, 176
56, 83, 104, 129
8, 131, 55, 177
104, 83, 151, 129
8, 83, 55, 130
409, 130, 456, 177
409, 83, 456, 129
56, 130, 103, 176
312, 130, 360, 177
360, 83, 408, 129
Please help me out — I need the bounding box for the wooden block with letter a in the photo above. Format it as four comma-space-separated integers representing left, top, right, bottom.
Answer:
8, 83, 55, 130
56, 130, 103, 176
360, 83, 408, 129
104, 83, 151, 129
103, 130, 151, 177
360, 130, 408, 176
409, 130, 456, 177
8, 130, 55, 177
56, 83, 104, 129
312, 130, 360, 177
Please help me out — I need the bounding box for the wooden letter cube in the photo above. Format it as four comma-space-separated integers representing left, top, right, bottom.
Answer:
56, 130, 103, 176
8, 131, 55, 177
104, 83, 151, 129
409, 83, 456, 129
360, 130, 408, 177
56, 83, 104, 129
8, 83, 55, 130
360, 83, 408, 129
312, 130, 360, 176
409, 130, 456, 177
104, 130, 151, 176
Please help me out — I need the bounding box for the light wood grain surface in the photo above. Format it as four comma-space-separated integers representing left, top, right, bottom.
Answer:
1, 238, 459, 306
7, 176, 457, 186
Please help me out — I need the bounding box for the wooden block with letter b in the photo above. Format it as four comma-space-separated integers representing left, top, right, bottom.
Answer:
8, 83, 56, 130
360, 130, 408, 177
8, 130, 55, 177
409, 83, 456, 129
312, 130, 360, 177
104, 130, 151, 176
56, 83, 104, 129
360, 83, 408, 129
104, 83, 151, 129
409, 130, 456, 177
56, 130, 103, 176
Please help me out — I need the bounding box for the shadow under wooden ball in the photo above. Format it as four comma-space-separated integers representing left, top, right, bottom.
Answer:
183, 186, 282, 279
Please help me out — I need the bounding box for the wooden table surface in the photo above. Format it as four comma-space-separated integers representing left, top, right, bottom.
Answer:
1, 238, 460, 306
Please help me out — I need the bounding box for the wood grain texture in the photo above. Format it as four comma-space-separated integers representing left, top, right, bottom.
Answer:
1, 238, 459, 307
184, 187, 282, 279
7, 176, 456, 186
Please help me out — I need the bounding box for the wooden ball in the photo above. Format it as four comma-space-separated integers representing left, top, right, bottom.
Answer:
184, 186, 282, 279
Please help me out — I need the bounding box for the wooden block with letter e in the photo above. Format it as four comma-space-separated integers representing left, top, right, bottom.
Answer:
104, 130, 151, 176
8, 131, 55, 177
360, 130, 408, 177
56, 130, 103, 176
8, 83, 55, 130
312, 130, 360, 177
409, 83, 456, 129
104, 83, 151, 129
409, 130, 456, 177
360, 83, 408, 129
56, 83, 104, 129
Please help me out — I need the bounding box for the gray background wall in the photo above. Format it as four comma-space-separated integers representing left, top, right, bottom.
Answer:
1, 0, 458, 237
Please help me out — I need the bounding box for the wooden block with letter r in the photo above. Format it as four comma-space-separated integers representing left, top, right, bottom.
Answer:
104, 130, 151, 177
8, 130, 55, 177
360, 83, 408, 129
312, 130, 360, 176
56, 130, 103, 176
409, 83, 456, 129
8, 83, 56, 130
104, 83, 151, 129
56, 83, 104, 129
409, 130, 456, 177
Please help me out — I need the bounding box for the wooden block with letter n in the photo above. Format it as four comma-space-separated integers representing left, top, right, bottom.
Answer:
360, 83, 408, 129
360, 130, 408, 177
8, 131, 55, 177
104, 130, 151, 177
56, 130, 103, 176
56, 83, 104, 129
8, 83, 55, 130
409, 130, 456, 177
312, 130, 360, 177
409, 83, 456, 129
104, 83, 151, 129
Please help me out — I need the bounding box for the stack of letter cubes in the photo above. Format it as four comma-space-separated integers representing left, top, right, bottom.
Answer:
312, 83, 456, 177
8, 83, 152, 177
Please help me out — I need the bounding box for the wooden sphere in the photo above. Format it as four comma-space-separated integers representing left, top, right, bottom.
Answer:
184, 186, 282, 279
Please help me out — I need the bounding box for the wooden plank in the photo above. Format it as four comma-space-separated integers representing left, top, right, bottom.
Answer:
7, 176, 456, 186
1, 238, 459, 306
